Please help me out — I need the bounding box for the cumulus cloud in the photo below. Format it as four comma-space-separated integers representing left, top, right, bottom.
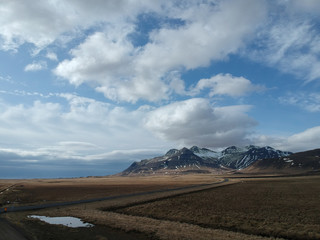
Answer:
191, 73, 264, 97
53, 0, 267, 103
55, 30, 135, 86
54, 30, 169, 102
24, 61, 47, 71
0, 0, 72, 51
140, 0, 266, 71
145, 98, 256, 148
0, 0, 161, 51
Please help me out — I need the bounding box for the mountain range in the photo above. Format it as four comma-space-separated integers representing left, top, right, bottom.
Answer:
121, 145, 294, 175
244, 148, 320, 174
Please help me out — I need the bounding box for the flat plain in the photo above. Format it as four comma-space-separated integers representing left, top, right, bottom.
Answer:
0, 175, 220, 206
116, 176, 320, 240
0, 174, 319, 240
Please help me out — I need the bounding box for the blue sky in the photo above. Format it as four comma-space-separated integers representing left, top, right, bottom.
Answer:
0, 0, 320, 178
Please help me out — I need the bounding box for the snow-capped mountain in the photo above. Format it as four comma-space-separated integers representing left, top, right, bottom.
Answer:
121, 145, 292, 175
244, 148, 320, 174
219, 145, 292, 169
190, 146, 222, 159
122, 147, 222, 175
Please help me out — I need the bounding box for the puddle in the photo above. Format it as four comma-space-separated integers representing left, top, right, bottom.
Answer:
29, 215, 94, 228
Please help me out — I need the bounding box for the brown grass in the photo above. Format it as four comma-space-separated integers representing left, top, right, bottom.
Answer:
3, 175, 319, 240
70, 209, 282, 240
0, 175, 221, 206
116, 176, 320, 240
14, 180, 277, 240
3, 175, 241, 240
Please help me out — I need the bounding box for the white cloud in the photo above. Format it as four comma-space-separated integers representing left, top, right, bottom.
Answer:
191, 73, 265, 97
0, 0, 162, 52
0, 1, 71, 51
286, 126, 320, 152
54, 30, 169, 103
46, 52, 58, 61
279, 92, 320, 112
249, 1, 320, 82
55, 30, 135, 86
140, 0, 266, 71
24, 61, 47, 71
0, 75, 14, 84
80, 148, 164, 162
255, 126, 320, 152
0, 94, 165, 157
1, 0, 319, 174
145, 98, 256, 148
54, 0, 267, 103
54, 28, 172, 102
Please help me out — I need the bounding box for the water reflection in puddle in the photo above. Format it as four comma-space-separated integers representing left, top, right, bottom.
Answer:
29, 215, 94, 228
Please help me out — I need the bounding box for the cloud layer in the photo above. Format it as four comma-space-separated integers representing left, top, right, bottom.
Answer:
145, 98, 256, 148
0, 0, 160, 51
0, 94, 158, 152
249, 1, 320, 81
53, 0, 267, 102
0, 1, 319, 177
255, 126, 320, 153
279, 92, 320, 112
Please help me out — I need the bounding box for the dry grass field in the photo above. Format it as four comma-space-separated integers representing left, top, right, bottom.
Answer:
1, 175, 319, 240
116, 176, 320, 240
0, 175, 221, 207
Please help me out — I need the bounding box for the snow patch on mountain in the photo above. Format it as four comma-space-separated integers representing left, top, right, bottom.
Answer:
190, 146, 222, 158
121, 145, 292, 175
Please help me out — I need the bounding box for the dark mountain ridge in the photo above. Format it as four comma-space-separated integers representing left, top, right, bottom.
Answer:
123, 147, 222, 175
244, 148, 320, 174
121, 145, 293, 175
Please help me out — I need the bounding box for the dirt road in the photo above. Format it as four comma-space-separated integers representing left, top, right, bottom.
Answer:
0, 218, 27, 240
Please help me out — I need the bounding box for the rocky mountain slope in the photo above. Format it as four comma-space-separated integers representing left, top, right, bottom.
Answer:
244, 148, 320, 174
121, 145, 292, 175
220, 145, 292, 169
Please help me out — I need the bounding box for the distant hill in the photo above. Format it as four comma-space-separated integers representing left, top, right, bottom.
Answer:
121, 145, 292, 175
243, 148, 320, 174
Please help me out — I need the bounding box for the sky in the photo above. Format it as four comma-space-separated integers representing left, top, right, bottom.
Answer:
0, 0, 320, 178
